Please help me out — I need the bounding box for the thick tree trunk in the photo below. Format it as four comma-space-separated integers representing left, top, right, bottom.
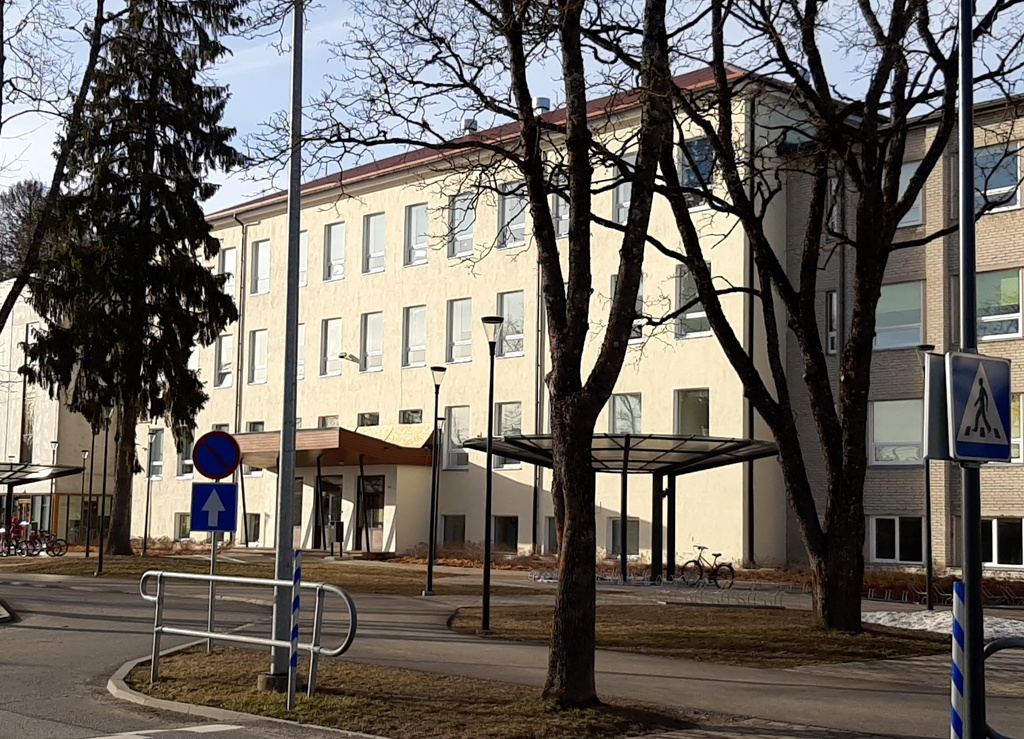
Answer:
551, 472, 565, 553
542, 411, 598, 706
810, 548, 864, 632
106, 402, 139, 555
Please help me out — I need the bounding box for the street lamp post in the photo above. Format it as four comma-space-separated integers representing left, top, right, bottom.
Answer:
479, 315, 503, 633
48, 441, 58, 533
143, 428, 158, 557
916, 343, 936, 611
85, 429, 97, 557
75, 449, 88, 542
424, 365, 447, 596
96, 405, 114, 576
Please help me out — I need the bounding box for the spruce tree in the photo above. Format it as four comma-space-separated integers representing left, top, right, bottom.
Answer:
23, 0, 245, 554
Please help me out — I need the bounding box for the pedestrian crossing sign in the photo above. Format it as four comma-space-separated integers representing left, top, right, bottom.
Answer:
946, 352, 1012, 463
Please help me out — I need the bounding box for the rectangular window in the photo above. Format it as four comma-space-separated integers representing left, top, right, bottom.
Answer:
297, 323, 305, 380
826, 291, 838, 355
176, 434, 194, 477
449, 193, 475, 257
399, 409, 423, 424
493, 516, 519, 551
363, 213, 385, 273
613, 154, 635, 225
324, 222, 346, 281
318, 415, 339, 428
320, 318, 343, 376
872, 516, 923, 563
403, 305, 426, 367
550, 178, 569, 238
357, 412, 380, 427
250, 239, 270, 295
188, 346, 201, 375
498, 183, 527, 248
975, 144, 1020, 211
875, 282, 923, 350
242, 421, 264, 476
545, 516, 559, 554
248, 329, 268, 384
675, 389, 710, 436
218, 247, 236, 295
611, 275, 644, 342
299, 231, 308, 287
1011, 394, 1023, 463
610, 518, 640, 557
147, 429, 164, 479
997, 519, 1024, 566
977, 269, 1022, 341
827, 175, 843, 235
214, 335, 233, 388
870, 399, 923, 465
211, 423, 229, 433
680, 137, 715, 208
898, 161, 924, 227
442, 514, 466, 545
360, 312, 383, 372
245, 513, 261, 544
675, 264, 711, 338
444, 405, 470, 469
494, 402, 522, 469
447, 298, 472, 362
610, 393, 642, 434
497, 291, 525, 357
404, 203, 429, 265
174, 513, 191, 541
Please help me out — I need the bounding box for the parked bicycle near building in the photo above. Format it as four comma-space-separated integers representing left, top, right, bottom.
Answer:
679, 545, 735, 588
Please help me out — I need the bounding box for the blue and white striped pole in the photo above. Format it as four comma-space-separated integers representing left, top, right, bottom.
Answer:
287, 549, 301, 710
951, 581, 965, 739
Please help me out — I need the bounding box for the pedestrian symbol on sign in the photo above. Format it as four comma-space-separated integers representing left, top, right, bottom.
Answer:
956, 363, 1007, 445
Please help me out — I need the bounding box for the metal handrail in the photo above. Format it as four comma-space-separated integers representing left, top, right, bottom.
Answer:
985, 637, 1024, 739
139, 569, 357, 698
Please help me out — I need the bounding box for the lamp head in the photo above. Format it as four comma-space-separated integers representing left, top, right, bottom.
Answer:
915, 343, 936, 367
338, 351, 360, 364
481, 315, 504, 344
430, 365, 447, 387
81, 449, 89, 460
50, 440, 59, 451
104, 405, 114, 420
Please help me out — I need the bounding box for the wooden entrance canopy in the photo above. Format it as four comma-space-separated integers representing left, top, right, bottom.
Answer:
235, 425, 434, 471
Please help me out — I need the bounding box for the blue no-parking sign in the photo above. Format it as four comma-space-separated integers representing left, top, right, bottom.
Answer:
190, 482, 238, 533
192, 431, 241, 480
946, 351, 1012, 463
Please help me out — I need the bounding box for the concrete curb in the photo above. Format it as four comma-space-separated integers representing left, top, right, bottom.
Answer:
0, 597, 13, 623
107, 642, 393, 739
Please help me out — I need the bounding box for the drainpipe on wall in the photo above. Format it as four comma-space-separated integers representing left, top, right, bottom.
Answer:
232, 213, 249, 544
532, 264, 546, 553
744, 97, 757, 568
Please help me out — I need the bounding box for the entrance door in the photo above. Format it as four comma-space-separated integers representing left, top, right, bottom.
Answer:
356, 475, 385, 552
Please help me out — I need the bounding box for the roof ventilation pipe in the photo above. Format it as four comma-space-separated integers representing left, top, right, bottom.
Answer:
533, 96, 550, 115
460, 117, 478, 134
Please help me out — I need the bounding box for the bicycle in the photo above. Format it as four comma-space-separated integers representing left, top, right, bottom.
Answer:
679, 545, 735, 589
0, 527, 28, 557
26, 530, 67, 557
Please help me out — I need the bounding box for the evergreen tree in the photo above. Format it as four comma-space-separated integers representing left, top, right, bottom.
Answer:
22, 0, 244, 554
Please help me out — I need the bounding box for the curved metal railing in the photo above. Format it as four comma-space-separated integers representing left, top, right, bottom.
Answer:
985, 637, 1024, 739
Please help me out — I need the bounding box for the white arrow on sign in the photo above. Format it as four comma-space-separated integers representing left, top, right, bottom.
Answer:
202, 490, 225, 528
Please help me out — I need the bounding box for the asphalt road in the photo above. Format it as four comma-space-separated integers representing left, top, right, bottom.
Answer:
0, 573, 347, 739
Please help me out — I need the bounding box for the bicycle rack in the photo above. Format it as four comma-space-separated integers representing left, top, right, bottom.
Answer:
984, 637, 1024, 739
139, 570, 357, 698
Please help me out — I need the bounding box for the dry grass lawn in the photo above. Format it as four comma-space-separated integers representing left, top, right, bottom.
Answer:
1, 556, 532, 596
450, 605, 949, 668
127, 647, 697, 739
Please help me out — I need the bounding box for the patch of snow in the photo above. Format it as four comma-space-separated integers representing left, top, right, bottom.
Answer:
863, 610, 1024, 640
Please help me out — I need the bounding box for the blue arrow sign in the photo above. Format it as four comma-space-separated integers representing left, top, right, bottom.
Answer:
190, 482, 238, 533
946, 352, 1012, 463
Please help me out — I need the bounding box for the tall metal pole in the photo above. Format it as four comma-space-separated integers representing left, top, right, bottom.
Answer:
924, 460, 934, 610
48, 441, 58, 532
958, 3, 986, 736
95, 411, 112, 576
75, 449, 88, 543
85, 430, 97, 557
143, 434, 154, 557
424, 376, 443, 596
269, 0, 305, 682
481, 333, 498, 633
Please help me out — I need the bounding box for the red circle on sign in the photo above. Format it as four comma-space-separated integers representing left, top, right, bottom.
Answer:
192, 431, 242, 480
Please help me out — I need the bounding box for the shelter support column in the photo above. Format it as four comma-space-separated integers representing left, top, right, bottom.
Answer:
651, 473, 663, 581
665, 475, 676, 580
619, 435, 630, 583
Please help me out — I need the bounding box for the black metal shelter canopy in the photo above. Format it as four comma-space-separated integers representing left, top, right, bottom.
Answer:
0, 462, 85, 487
462, 433, 778, 475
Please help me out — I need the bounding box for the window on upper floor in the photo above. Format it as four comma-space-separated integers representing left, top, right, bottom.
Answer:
898, 161, 924, 227
242, 421, 264, 476
497, 291, 524, 357
360, 312, 383, 372
297, 323, 305, 380
250, 240, 270, 295
610, 275, 643, 343
449, 193, 475, 257
675, 388, 709, 436
299, 231, 308, 287
676, 263, 711, 338
447, 298, 472, 362
403, 305, 426, 367
318, 415, 339, 428
975, 144, 1020, 211
550, 177, 569, 238
609, 393, 642, 435
147, 429, 164, 479
444, 405, 470, 469
324, 222, 346, 281
679, 137, 715, 208
405, 203, 429, 266
1011, 394, 1023, 464
613, 154, 635, 225
399, 409, 423, 424
357, 412, 380, 427
978, 268, 1022, 341
176, 433, 194, 478
218, 248, 236, 295
214, 335, 233, 388
248, 329, 268, 384
874, 282, 922, 350
869, 399, 923, 466
825, 290, 839, 355
494, 402, 522, 469
498, 183, 527, 249
363, 213, 385, 274
321, 318, 343, 376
